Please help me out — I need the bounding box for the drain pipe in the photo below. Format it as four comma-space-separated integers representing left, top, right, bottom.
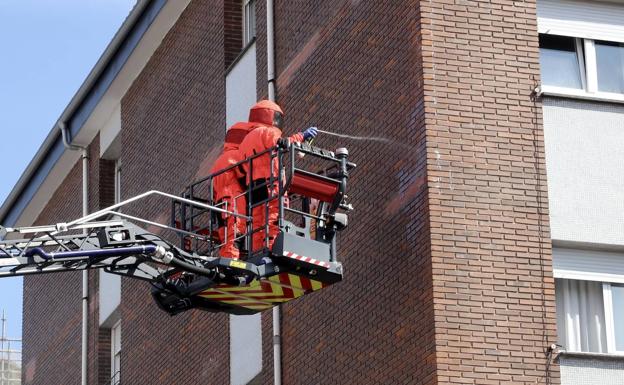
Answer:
267, 0, 276, 102
266, 1, 281, 384
60, 122, 89, 385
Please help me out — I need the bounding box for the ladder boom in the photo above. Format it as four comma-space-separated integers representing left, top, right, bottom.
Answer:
0, 221, 175, 280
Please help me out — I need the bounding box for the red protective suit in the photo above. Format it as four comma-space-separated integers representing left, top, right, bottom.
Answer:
238, 100, 304, 253
211, 122, 254, 259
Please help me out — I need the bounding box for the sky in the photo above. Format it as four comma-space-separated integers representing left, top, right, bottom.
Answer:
0, 0, 136, 342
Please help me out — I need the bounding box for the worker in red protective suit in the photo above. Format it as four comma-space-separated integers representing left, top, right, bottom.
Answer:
210, 122, 255, 259
238, 100, 318, 253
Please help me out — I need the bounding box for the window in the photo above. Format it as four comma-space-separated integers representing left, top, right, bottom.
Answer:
539, 35, 583, 89
243, 0, 256, 46
595, 41, 624, 94
556, 279, 624, 354
555, 279, 606, 353
111, 321, 121, 385
539, 34, 624, 100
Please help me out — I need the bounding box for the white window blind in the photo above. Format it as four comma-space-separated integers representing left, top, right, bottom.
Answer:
538, 0, 624, 43
553, 248, 624, 284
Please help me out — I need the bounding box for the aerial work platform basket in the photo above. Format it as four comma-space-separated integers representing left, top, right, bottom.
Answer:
0, 142, 355, 315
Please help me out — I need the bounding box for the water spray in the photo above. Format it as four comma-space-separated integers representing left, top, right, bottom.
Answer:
317, 129, 411, 149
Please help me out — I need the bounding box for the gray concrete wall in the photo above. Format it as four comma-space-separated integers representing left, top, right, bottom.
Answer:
543, 98, 624, 246
225, 42, 262, 385
559, 354, 624, 385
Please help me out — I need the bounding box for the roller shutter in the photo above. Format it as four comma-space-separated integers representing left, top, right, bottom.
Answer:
553, 247, 624, 284
538, 0, 624, 43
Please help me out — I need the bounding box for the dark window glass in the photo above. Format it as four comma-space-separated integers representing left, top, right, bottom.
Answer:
596, 40, 624, 94
539, 34, 583, 89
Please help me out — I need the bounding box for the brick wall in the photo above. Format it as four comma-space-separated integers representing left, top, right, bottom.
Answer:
255, 1, 437, 384
419, 0, 559, 383
224, 0, 243, 69
96, 330, 111, 385
95, 158, 115, 385
23, 161, 82, 385
98, 159, 116, 210
118, 1, 230, 384
23, 136, 105, 385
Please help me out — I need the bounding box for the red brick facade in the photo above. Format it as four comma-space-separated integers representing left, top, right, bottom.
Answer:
263, 1, 437, 383
24, 137, 108, 385
120, 1, 230, 384
224, 0, 243, 69
419, 0, 558, 383
22, 0, 558, 384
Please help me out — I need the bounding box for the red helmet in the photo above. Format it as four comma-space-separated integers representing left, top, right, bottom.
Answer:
248, 100, 284, 128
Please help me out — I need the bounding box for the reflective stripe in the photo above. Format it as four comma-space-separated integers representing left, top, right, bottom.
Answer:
283, 251, 330, 268
199, 272, 326, 311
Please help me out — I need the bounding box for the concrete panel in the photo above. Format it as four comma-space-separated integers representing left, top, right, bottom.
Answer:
99, 270, 121, 326
226, 41, 261, 385
100, 105, 121, 159
229, 314, 262, 385
226, 43, 257, 128
543, 98, 624, 246
559, 354, 624, 385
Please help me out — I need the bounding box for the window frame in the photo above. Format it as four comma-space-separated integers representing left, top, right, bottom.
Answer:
540, 33, 624, 103
555, 277, 624, 355
242, 0, 256, 47
576, 38, 587, 91
111, 320, 121, 385
593, 40, 624, 96
539, 35, 585, 91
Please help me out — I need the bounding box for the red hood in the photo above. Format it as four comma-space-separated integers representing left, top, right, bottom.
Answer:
248, 100, 283, 126
224, 121, 255, 150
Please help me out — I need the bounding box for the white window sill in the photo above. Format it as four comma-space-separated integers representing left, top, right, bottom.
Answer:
558, 350, 624, 359
539, 85, 624, 104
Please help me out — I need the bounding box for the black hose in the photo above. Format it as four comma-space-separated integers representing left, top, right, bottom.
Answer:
168, 255, 217, 277
25, 245, 157, 260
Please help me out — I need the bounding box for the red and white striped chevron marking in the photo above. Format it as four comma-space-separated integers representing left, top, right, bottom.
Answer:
283, 251, 330, 268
